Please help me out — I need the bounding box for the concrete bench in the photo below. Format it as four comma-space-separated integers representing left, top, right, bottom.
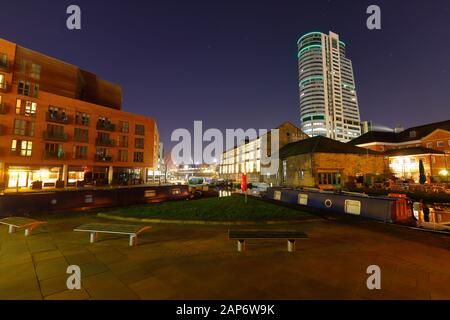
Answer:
228, 230, 309, 252
74, 223, 152, 246
0, 217, 48, 236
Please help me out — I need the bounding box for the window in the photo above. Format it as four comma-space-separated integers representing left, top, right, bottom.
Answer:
282, 160, 287, 180
11, 140, 33, 157
25, 101, 37, 116
30, 63, 41, 80
0, 53, 7, 68
437, 141, 444, 147
273, 191, 281, 201
13, 119, 34, 136
18, 80, 30, 96
318, 172, 341, 185
135, 137, 145, 149
74, 128, 89, 142
298, 193, 308, 205
135, 124, 145, 135
0, 74, 5, 88
75, 112, 90, 126
426, 142, 433, 149
345, 200, 361, 215
118, 150, 128, 162
119, 121, 129, 133
16, 100, 37, 117
33, 84, 39, 98
19, 59, 28, 73
298, 170, 305, 180
119, 135, 128, 147
133, 152, 144, 162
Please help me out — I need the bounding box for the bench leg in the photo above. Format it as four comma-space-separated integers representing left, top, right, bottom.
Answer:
90, 232, 98, 243
287, 240, 296, 252
237, 240, 246, 252
129, 235, 137, 247
8, 225, 16, 234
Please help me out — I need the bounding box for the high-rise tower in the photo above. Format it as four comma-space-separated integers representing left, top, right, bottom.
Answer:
297, 31, 361, 142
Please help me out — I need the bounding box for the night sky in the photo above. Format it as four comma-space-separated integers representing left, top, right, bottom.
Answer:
2, 0, 450, 151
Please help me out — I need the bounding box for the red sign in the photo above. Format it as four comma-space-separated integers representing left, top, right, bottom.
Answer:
241, 174, 247, 192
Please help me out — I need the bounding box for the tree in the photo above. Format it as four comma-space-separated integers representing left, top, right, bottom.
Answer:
419, 159, 426, 184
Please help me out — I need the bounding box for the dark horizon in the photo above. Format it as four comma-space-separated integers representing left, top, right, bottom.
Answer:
2, 0, 450, 150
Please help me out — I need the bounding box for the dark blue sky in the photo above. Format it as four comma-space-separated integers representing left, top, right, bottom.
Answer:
2, 0, 450, 149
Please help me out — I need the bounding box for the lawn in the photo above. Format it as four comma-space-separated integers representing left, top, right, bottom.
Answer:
100, 195, 314, 221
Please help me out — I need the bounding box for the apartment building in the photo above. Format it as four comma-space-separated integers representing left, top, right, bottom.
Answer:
0, 38, 159, 190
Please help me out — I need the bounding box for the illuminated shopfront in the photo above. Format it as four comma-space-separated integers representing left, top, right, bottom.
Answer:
7, 166, 62, 189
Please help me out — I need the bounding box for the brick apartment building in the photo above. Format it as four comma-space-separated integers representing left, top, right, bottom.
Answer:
0, 38, 159, 190
349, 120, 450, 183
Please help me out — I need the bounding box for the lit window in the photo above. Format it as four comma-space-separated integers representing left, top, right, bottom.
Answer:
25, 101, 37, 116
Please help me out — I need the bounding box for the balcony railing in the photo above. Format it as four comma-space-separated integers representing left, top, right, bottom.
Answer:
74, 154, 88, 160
44, 131, 69, 142
43, 150, 67, 160
95, 154, 113, 162
10, 149, 30, 157
0, 103, 7, 114
0, 81, 9, 92
96, 138, 116, 147
46, 112, 72, 124
74, 135, 89, 143
96, 121, 116, 132
0, 60, 9, 71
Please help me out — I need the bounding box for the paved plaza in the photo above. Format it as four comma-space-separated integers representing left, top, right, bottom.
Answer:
0, 212, 449, 300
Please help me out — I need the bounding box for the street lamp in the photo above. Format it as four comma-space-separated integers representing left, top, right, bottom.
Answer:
439, 169, 448, 183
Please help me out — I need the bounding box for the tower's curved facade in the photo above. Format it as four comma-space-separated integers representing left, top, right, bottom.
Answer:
298, 31, 361, 142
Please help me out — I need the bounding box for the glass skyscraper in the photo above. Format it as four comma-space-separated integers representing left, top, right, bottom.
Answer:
298, 31, 361, 142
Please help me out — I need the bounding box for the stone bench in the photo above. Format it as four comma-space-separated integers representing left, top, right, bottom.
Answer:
74, 223, 152, 246
0, 217, 48, 236
228, 230, 309, 252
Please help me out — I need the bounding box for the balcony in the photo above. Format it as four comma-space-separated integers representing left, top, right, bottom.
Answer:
0, 60, 9, 72
74, 154, 88, 160
0, 103, 7, 114
43, 150, 67, 160
95, 154, 113, 162
96, 121, 116, 132
96, 137, 116, 147
44, 131, 69, 142
46, 112, 72, 124
10, 149, 30, 157
0, 81, 9, 93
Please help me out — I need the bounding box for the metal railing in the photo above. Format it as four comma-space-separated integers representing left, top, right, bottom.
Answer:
43, 131, 69, 142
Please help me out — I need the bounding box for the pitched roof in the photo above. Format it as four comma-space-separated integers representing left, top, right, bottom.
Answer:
383, 147, 445, 157
349, 119, 450, 145
280, 136, 380, 158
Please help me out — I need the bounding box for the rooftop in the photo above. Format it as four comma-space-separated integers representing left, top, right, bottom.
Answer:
349, 119, 450, 145
383, 147, 445, 157
280, 136, 380, 158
